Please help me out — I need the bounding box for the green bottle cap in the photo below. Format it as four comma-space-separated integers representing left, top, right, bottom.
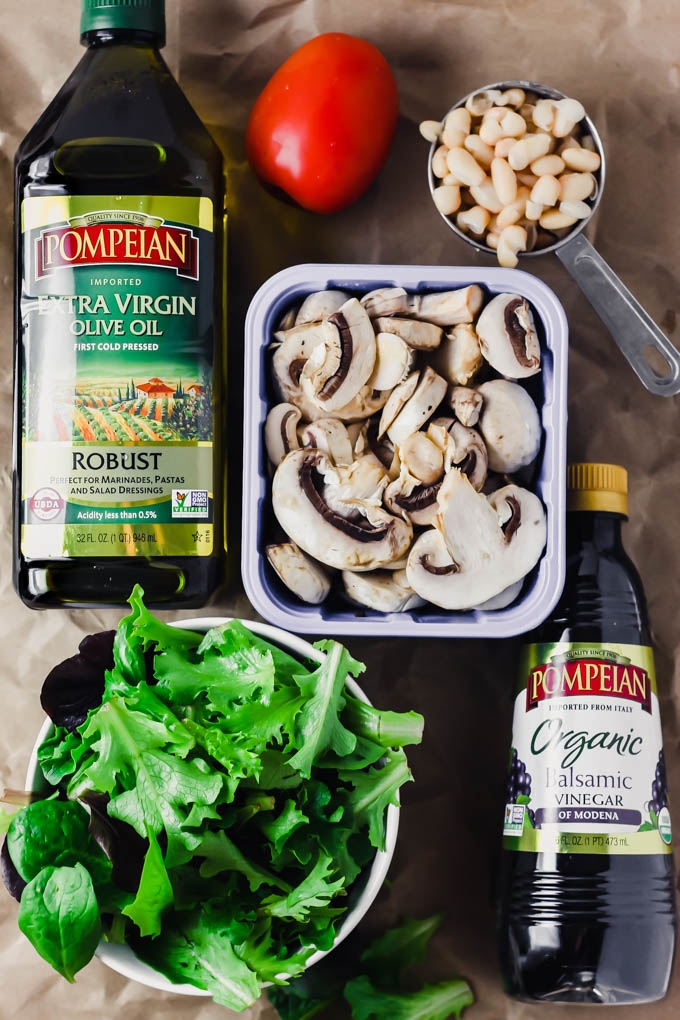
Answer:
81, 0, 165, 41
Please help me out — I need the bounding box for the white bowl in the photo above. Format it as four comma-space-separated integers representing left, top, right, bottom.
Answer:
25, 617, 400, 997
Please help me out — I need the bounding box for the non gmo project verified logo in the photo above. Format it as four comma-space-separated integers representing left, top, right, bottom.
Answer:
503, 803, 526, 837
172, 489, 209, 519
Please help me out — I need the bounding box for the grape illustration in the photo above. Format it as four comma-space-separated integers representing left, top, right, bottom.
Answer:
650, 749, 668, 815
507, 748, 536, 826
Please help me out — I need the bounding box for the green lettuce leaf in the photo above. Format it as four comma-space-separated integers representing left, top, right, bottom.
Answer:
360, 914, 445, 989
263, 853, 345, 921
344, 974, 474, 1020
195, 830, 290, 892
287, 641, 363, 778
340, 748, 412, 849
137, 908, 261, 1012
122, 826, 174, 938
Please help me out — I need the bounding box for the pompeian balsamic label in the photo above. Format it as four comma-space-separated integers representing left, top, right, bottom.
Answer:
20, 195, 215, 559
502, 643, 673, 855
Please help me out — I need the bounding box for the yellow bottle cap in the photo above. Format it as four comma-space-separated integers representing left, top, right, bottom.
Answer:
567, 462, 628, 515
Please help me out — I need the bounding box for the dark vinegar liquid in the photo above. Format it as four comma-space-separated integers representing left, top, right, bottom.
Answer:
498, 510, 676, 1003
14, 25, 225, 609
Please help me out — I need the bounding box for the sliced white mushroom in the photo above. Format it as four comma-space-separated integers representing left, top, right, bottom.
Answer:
378, 371, 420, 437
399, 432, 444, 485
473, 578, 524, 610
327, 383, 391, 423
277, 306, 298, 331
373, 317, 443, 351
322, 454, 388, 513
475, 293, 541, 378
406, 470, 546, 609
368, 333, 416, 390
299, 418, 354, 466
428, 324, 483, 385
271, 322, 334, 420
265, 403, 302, 466
266, 543, 332, 604
302, 297, 376, 412
361, 286, 413, 317
447, 421, 489, 491
342, 569, 425, 613
386, 367, 448, 448
476, 379, 541, 473
295, 289, 350, 325
413, 285, 484, 326
448, 385, 483, 426
384, 471, 442, 527
272, 451, 413, 572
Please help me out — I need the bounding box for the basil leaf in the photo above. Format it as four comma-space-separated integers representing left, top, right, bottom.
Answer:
18, 864, 101, 982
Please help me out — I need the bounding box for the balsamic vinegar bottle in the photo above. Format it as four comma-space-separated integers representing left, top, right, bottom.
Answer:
499, 463, 676, 1003
14, 0, 225, 608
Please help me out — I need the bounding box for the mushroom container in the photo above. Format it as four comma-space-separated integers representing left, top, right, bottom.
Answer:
242, 264, 568, 638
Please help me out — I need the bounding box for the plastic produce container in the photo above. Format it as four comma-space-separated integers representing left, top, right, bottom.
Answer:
242, 264, 568, 638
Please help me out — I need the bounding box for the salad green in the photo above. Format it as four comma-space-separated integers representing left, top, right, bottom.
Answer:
268, 913, 474, 1019
3, 586, 423, 1011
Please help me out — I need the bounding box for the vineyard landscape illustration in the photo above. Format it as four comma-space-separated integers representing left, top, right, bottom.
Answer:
26, 375, 212, 444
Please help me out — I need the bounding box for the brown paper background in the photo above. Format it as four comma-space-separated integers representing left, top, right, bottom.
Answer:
1, 0, 679, 1017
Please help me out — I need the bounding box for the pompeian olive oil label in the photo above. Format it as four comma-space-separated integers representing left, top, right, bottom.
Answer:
502, 643, 672, 855
20, 195, 215, 558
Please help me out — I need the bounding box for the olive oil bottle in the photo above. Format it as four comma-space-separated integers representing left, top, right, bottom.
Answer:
499, 464, 675, 1003
14, 0, 225, 608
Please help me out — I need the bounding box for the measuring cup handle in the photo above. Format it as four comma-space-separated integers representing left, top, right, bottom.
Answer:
555, 232, 680, 397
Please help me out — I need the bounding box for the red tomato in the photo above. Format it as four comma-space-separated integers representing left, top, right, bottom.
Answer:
246, 33, 399, 215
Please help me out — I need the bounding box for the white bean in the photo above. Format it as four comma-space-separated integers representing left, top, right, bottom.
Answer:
498, 110, 527, 138
508, 133, 552, 170
495, 186, 530, 229
532, 99, 556, 132
559, 199, 591, 219
486, 231, 500, 250
465, 89, 502, 116
561, 146, 601, 172
464, 134, 494, 167
530, 174, 561, 207
491, 157, 518, 205
479, 116, 505, 146
431, 144, 449, 179
469, 176, 504, 213
419, 119, 442, 143
524, 199, 544, 221
559, 171, 596, 201
552, 98, 586, 138
497, 225, 527, 268
433, 185, 462, 216
494, 137, 516, 159
456, 205, 491, 235
500, 87, 526, 108
530, 154, 565, 176
446, 147, 486, 187
442, 107, 472, 148
539, 208, 578, 230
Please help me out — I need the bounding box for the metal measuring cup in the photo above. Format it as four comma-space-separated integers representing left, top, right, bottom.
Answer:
428, 79, 680, 397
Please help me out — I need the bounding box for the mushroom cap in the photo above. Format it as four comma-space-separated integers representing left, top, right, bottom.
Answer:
295, 289, 350, 325
266, 543, 332, 604
475, 292, 541, 379
272, 450, 413, 572
265, 403, 302, 466
299, 418, 354, 466
386, 366, 448, 448
476, 379, 541, 473
342, 569, 425, 613
448, 385, 483, 426
373, 317, 443, 351
428, 324, 482, 386
271, 321, 335, 420
406, 469, 546, 609
302, 297, 376, 412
